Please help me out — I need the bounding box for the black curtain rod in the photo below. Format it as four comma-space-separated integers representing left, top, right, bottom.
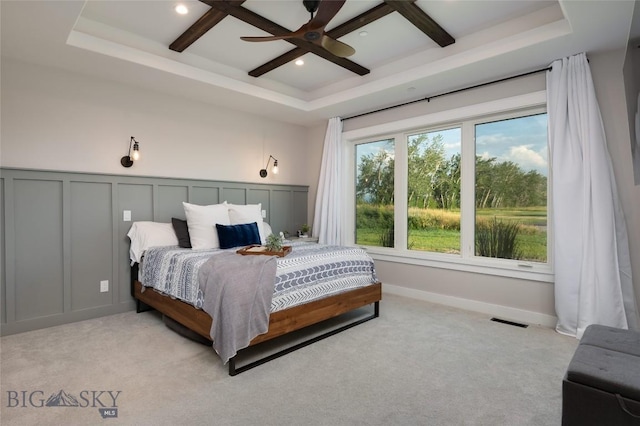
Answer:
341, 66, 552, 121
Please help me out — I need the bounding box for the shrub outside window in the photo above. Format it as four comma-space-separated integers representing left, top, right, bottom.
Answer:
474, 113, 548, 263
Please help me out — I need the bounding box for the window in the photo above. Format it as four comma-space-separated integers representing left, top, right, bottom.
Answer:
355, 139, 395, 247
474, 114, 548, 262
407, 127, 461, 254
346, 94, 551, 280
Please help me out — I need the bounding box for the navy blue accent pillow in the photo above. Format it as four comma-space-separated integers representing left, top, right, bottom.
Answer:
216, 222, 261, 249
171, 218, 192, 248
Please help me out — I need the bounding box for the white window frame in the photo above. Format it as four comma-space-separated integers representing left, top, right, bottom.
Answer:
342, 91, 553, 282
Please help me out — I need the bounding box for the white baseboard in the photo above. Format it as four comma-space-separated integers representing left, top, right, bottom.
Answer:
382, 284, 558, 328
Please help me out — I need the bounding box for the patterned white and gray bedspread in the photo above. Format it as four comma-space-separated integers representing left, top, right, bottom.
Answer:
139, 242, 377, 313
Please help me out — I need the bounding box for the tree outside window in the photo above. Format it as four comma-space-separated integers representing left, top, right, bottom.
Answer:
355, 139, 395, 247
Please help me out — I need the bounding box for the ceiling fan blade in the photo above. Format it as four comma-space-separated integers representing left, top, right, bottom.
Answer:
242, 22, 309, 43
241, 35, 297, 42
320, 35, 355, 57
310, 0, 346, 29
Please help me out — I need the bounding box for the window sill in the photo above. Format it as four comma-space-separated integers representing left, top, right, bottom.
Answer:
363, 247, 554, 283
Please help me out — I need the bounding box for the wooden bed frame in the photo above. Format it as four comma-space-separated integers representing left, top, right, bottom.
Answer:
131, 266, 381, 375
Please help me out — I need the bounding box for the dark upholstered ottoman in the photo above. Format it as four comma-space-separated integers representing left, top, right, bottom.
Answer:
562, 324, 640, 425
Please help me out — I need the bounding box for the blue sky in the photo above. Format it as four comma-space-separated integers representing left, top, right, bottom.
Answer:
356, 113, 548, 176
475, 113, 548, 176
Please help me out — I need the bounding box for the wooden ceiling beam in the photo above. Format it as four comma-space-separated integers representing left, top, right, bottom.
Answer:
328, 2, 395, 39
170, 0, 246, 52
249, 3, 395, 77
170, 0, 455, 78
384, 0, 454, 47
205, 0, 369, 76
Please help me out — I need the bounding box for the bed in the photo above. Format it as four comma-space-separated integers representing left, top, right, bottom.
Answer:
127, 209, 381, 376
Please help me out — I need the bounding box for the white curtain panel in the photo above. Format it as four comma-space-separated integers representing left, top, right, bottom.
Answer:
312, 117, 343, 245
547, 53, 638, 338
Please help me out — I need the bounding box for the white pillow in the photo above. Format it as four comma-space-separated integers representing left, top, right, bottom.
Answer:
183, 202, 230, 249
262, 222, 273, 239
127, 222, 178, 264
227, 203, 265, 244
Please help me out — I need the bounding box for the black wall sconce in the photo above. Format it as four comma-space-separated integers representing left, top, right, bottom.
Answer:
259, 155, 279, 178
120, 136, 141, 168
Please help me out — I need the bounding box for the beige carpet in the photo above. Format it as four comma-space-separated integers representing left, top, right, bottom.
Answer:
0, 294, 578, 425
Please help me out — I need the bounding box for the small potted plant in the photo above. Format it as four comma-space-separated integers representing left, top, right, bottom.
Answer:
265, 233, 283, 252
300, 224, 310, 238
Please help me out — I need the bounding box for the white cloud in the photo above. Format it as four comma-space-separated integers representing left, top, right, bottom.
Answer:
503, 145, 548, 173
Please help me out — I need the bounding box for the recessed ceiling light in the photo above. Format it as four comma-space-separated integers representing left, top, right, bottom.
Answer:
175, 4, 188, 15
359, 31, 368, 37
295, 59, 304, 66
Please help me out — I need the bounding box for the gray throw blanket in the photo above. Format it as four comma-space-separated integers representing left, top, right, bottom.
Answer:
197, 252, 277, 364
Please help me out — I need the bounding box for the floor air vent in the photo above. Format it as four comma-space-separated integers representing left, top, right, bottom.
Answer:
491, 317, 528, 328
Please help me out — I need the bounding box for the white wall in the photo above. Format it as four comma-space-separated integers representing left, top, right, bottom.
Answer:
591, 49, 640, 323
623, 41, 640, 184
1, 58, 311, 187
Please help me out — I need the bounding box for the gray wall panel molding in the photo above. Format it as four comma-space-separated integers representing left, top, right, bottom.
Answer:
111, 181, 119, 307
63, 179, 72, 315
156, 185, 189, 222
0, 168, 308, 191
70, 182, 113, 311
1, 178, 5, 324
0, 168, 308, 336
14, 179, 64, 321
2, 175, 17, 324
222, 187, 247, 205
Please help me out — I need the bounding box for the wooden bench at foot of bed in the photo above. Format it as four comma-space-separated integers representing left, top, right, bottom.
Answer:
133, 280, 382, 347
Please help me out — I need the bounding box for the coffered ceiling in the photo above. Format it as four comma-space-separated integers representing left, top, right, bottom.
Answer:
1, 1, 638, 126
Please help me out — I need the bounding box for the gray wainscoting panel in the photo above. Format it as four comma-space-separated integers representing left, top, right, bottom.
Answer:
222, 187, 246, 205
1, 178, 5, 325
157, 185, 188, 222
271, 190, 292, 236
14, 179, 64, 321
70, 182, 113, 311
118, 183, 153, 304
191, 186, 219, 206
1, 168, 308, 336
248, 189, 270, 223
292, 190, 308, 234
119, 184, 154, 222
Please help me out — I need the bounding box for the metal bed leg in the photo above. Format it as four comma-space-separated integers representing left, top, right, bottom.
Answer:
227, 301, 380, 376
228, 357, 237, 376
135, 299, 154, 313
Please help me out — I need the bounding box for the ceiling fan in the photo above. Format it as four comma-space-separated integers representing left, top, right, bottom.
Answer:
240, 0, 356, 58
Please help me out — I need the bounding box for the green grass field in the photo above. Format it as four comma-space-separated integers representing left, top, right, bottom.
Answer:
356, 206, 547, 262
476, 206, 547, 227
